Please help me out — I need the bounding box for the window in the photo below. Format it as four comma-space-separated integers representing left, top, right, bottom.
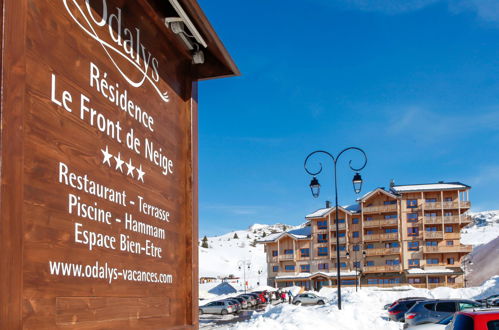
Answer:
353, 231, 359, 238
444, 212, 452, 216
366, 230, 374, 235
318, 247, 328, 256
446, 240, 454, 246
408, 241, 419, 251
436, 302, 456, 312
408, 277, 422, 283
366, 216, 373, 221
337, 219, 346, 224
284, 249, 293, 255
318, 234, 328, 243
284, 265, 295, 271
425, 212, 437, 218
366, 244, 374, 249
453, 314, 474, 330
487, 320, 499, 330
337, 262, 347, 268
366, 261, 375, 266
444, 197, 453, 202
448, 277, 456, 283
341, 279, 357, 285
300, 248, 310, 257
352, 218, 359, 224
408, 259, 420, 267
423, 303, 436, 311
408, 213, 418, 222
384, 200, 396, 205
300, 264, 310, 272
408, 227, 419, 236
338, 245, 346, 251
426, 226, 437, 232
318, 263, 329, 270
447, 258, 455, 265
459, 302, 480, 310
367, 279, 378, 284
338, 232, 346, 237
387, 242, 400, 248
426, 198, 437, 203
272, 266, 278, 272
386, 259, 400, 265
384, 214, 397, 219
426, 241, 438, 246
427, 259, 439, 265
353, 245, 360, 251
353, 261, 360, 268
317, 220, 328, 229
385, 228, 398, 233
272, 250, 278, 256
407, 199, 418, 208
445, 226, 453, 233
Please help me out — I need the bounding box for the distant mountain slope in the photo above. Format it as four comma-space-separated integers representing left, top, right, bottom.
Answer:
198, 223, 298, 291
461, 210, 499, 246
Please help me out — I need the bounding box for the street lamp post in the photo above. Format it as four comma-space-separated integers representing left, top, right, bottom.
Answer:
346, 246, 366, 292
238, 260, 251, 293
304, 147, 367, 310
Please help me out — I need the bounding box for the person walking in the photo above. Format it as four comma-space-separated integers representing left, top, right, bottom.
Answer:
280, 291, 286, 303
287, 290, 293, 304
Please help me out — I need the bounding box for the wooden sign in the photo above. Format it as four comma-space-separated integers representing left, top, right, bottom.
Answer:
0, 0, 238, 328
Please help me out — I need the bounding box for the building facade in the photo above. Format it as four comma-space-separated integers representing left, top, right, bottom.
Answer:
261, 182, 472, 290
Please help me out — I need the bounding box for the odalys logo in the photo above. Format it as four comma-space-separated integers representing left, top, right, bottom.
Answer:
63, 0, 169, 102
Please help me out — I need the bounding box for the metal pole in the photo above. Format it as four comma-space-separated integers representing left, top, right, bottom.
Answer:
334, 161, 342, 310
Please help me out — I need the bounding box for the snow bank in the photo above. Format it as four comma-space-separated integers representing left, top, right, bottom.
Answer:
225, 276, 499, 330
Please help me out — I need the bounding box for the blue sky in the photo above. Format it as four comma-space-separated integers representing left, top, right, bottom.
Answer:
196, 0, 499, 236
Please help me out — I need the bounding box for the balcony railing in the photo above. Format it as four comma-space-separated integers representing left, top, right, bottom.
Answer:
362, 204, 398, 214
424, 217, 442, 225
363, 220, 380, 228
279, 254, 295, 261
330, 223, 346, 231
425, 202, 442, 210
316, 228, 328, 234
380, 233, 398, 240
443, 216, 460, 224
460, 201, 471, 208
444, 232, 460, 239
461, 215, 473, 224
379, 219, 398, 226
363, 234, 380, 242
364, 247, 401, 256
423, 245, 472, 253
425, 231, 443, 239
330, 237, 346, 244
363, 265, 401, 273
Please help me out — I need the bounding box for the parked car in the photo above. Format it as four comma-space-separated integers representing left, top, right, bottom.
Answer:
405, 314, 453, 329
445, 308, 499, 329
389, 298, 428, 322
292, 293, 327, 305
231, 297, 248, 309
386, 297, 428, 310
223, 299, 241, 312
246, 293, 263, 304
404, 299, 482, 327
238, 294, 257, 307
476, 294, 499, 307
199, 300, 236, 315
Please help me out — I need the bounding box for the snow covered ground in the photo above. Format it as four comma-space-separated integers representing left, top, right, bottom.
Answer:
224, 276, 499, 330
461, 210, 499, 246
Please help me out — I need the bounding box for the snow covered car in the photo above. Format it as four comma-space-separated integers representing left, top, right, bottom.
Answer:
199, 300, 236, 315
404, 314, 453, 329
292, 293, 327, 305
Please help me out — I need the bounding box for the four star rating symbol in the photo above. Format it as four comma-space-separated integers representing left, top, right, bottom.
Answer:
101, 145, 145, 182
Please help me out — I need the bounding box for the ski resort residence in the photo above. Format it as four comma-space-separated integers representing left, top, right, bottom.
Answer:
260, 182, 473, 290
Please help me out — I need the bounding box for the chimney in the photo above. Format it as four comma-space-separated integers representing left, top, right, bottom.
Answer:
326, 201, 331, 208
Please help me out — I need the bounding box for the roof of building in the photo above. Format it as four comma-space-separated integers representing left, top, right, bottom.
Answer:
357, 187, 399, 202
391, 182, 470, 193
276, 270, 359, 280
258, 226, 311, 243
305, 205, 357, 219
406, 267, 462, 275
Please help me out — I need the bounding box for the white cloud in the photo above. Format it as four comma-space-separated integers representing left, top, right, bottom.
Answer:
450, 0, 499, 23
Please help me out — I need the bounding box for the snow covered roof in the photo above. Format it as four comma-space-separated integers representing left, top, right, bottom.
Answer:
276, 270, 359, 280
357, 187, 399, 202
391, 182, 470, 193
258, 226, 311, 243
406, 267, 462, 275
305, 205, 357, 219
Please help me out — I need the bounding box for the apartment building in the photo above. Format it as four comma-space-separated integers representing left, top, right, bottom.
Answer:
260, 182, 472, 290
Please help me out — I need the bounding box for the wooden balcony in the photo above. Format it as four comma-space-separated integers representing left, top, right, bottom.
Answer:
425, 231, 443, 239
363, 234, 380, 242
364, 247, 401, 256
427, 283, 443, 289
425, 217, 442, 225
423, 245, 472, 254
409, 283, 427, 289
269, 256, 278, 263
279, 254, 295, 261
460, 201, 471, 208
461, 215, 473, 224
316, 228, 328, 234
330, 237, 346, 244
332, 250, 348, 258
444, 232, 460, 239
443, 216, 460, 224
363, 265, 401, 273
379, 219, 398, 226
330, 223, 346, 231
425, 202, 442, 210
363, 220, 380, 228
362, 204, 398, 214
380, 233, 398, 241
